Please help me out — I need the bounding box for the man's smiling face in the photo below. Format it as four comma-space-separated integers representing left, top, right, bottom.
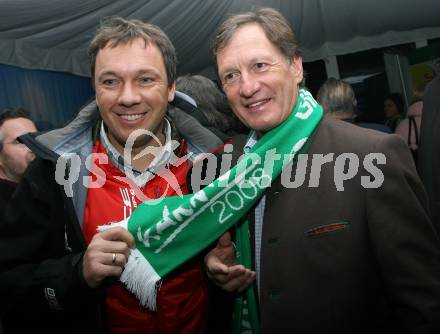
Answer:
217, 23, 303, 134
95, 38, 175, 153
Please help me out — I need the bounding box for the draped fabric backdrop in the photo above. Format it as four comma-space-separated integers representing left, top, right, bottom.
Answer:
0, 0, 439, 128
0, 64, 94, 130
1, 0, 439, 77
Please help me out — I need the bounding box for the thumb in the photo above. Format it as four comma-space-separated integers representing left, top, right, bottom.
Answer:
217, 231, 232, 248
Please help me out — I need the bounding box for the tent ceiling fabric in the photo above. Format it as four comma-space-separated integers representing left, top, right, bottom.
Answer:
0, 0, 439, 78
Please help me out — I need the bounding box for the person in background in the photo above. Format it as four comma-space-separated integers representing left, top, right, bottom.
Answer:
383, 92, 405, 131
317, 78, 392, 133
0, 107, 36, 334
316, 77, 357, 122
169, 74, 247, 140
395, 86, 425, 167
0, 107, 36, 214
205, 7, 440, 334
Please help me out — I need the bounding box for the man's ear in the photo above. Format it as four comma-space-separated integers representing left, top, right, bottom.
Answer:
168, 81, 176, 102
291, 56, 304, 83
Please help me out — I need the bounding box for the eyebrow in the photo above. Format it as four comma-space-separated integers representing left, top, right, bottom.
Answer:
248, 55, 273, 64
220, 55, 273, 74
97, 68, 162, 81
97, 71, 117, 80
219, 68, 233, 77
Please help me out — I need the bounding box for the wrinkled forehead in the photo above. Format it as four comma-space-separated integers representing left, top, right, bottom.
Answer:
218, 23, 272, 53
216, 23, 292, 73
217, 24, 280, 65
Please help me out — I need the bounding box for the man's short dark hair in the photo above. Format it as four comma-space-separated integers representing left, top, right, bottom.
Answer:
0, 107, 32, 128
88, 17, 177, 87
384, 92, 405, 116
0, 107, 33, 150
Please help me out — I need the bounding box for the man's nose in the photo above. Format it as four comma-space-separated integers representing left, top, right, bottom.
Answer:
239, 72, 260, 98
118, 82, 142, 106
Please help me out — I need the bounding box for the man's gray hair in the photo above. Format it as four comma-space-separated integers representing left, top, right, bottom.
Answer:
316, 78, 357, 116
212, 8, 304, 86
176, 75, 244, 133
212, 7, 301, 70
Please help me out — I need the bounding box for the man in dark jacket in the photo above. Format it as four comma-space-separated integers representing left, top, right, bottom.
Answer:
0, 109, 37, 334
0, 18, 225, 334
205, 8, 440, 334
419, 75, 440, 234
0, 108, 36, 214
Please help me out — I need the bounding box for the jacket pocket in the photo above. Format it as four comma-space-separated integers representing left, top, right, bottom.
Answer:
304, 221, 350, 238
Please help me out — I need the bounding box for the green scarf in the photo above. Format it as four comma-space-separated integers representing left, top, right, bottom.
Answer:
99, 90, 323, 325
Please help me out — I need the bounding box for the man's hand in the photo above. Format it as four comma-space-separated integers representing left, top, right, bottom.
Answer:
205, 232, 256, 292
82, 227, 135, 288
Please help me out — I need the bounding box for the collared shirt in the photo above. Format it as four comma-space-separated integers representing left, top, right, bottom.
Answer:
244, 131, 265, 297
100, 119, 176, 187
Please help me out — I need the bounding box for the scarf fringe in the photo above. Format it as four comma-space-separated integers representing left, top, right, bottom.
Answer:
121, 248, 161, 310
97, 219, 128, 232
97, 220, 161, 310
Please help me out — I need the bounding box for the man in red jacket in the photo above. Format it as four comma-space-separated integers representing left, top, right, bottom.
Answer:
0, 18, 217, 334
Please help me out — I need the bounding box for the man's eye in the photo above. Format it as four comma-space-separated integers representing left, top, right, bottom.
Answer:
255, 62, 268, 70
224, 72, 239, 84
103, 79, 116, 86
140, 77, 153, 84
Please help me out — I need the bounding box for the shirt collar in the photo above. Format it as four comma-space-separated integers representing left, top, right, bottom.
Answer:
244, 130, 258, 153
100, 119, 174, 187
